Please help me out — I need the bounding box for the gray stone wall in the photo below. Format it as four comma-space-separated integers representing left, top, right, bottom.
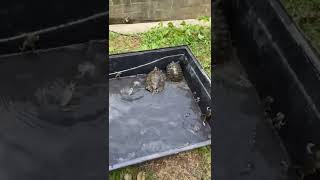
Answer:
109, 0, 211, 24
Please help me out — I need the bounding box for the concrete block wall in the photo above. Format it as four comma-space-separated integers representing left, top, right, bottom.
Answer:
109, 0, 211, 24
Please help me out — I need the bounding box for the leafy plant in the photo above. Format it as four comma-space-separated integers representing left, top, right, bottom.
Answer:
109, 165, 156, 180
282, 0, 320, 51
139, 22, 211, 75
198, 15, 211, 22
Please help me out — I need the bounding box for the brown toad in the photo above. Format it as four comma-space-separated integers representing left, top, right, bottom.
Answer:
145, 67, 166, 94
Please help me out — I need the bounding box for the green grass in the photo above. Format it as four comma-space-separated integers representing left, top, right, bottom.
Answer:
109, 32, 141, 54
109, 21, 211, 76
109, 20, 211, 180
196, 146, 212, 180
140, 21, 211, 75
108, 146, 211, 180
197, 146, 211, 165
198, 15, 211, 22
109, 165, 156, 180
282, 0, 320, 51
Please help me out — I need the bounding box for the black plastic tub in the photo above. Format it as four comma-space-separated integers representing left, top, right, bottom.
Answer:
109, 46, 211, 170
214, 0, 320, 179
0, 2, 108, 179
0, 40, 108, 180
0, 2, 107, 55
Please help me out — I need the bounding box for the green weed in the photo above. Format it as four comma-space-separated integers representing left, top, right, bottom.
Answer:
282, 0, 320, 51
198, 16, 211, 22
139, 22, 211, 75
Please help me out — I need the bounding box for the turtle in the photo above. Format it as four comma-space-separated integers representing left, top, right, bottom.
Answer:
166, 61, 183, 82
145, 67, 166, 94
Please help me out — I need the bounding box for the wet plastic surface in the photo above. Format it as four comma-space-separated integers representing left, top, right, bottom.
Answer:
213, 0, 320, 179
109, 75, 211, 170
214, 52, 292, 180
109, 46, 211, 170
0, 40, 107, 180
226, 0, 320, 168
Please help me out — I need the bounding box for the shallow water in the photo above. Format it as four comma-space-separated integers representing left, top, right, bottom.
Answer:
109, 74, 211, 167
0, 40, 107, 180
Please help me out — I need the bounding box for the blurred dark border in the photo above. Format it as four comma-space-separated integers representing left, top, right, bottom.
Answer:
0, 1, 107, 55
213, 0, 320, 179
